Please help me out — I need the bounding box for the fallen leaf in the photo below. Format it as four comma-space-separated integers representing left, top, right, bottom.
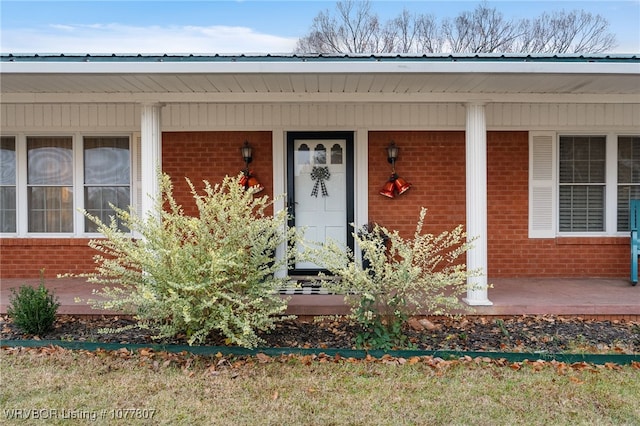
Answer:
418, 319, 439, 331
256, 353, 271, 364
408, 356, 421, 365
408, 317, 425, 331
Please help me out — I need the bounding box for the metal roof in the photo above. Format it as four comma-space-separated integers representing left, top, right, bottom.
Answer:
2, 53, 638, 63
2, 53, 639, 104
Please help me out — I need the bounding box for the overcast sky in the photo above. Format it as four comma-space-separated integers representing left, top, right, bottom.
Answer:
1, 0, 639, 54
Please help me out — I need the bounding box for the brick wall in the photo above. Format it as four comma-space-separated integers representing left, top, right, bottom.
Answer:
369, 131, 628, 278
368, 131, 467, 239
0, 239, 98, 278
0, 130, 629, 279
0, 131, 274, 279
162, 131, 274, 215
486, 131, 628, 277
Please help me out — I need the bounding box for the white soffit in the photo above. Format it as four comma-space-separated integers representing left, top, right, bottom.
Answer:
1, 54, 639, 104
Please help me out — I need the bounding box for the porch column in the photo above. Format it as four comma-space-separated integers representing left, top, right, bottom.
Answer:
464, 103, 492, 306
140, 103, 163, 219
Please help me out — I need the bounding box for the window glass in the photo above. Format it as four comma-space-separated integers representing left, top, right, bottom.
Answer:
27, 137, 73, 185
0, 136, 16, 232
84, 137, 130, 184
617, 136, 640, 231
28, 186, 74, 233
558, 136, 606, 232
27, 137, 74, 233
83, 136, 130, 232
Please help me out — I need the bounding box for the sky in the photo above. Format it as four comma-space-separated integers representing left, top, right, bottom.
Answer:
1, 0, 639, 54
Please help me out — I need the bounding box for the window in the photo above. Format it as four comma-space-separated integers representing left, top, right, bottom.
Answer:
27, 136, 74, 233
83, 137, 130, 232
558, 136, 606, 232
617, 136, 640, 231
530, 132, 640, 238
0, 136, 16, 232
0, 134, 132, 236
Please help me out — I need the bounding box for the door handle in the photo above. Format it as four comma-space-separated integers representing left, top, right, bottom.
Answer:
287, 198, 297, 216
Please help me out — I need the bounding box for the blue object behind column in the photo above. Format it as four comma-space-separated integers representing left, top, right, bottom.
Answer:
630, 200, 640, 285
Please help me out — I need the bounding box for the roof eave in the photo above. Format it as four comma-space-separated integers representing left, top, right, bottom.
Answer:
2, 55, 639, 75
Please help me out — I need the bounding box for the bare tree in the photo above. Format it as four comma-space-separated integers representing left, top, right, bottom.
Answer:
441, 2, 522, 53
383, 9, 442, 53
414, 13, 443, 53
294, 1, 617, 54
295, 0, 383, 53
517, 10, 617, 53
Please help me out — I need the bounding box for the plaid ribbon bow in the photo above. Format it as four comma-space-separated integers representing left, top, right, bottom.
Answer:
310, 166, 330, 197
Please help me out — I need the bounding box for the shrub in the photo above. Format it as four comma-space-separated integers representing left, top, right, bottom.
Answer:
308, 208, 481, 349
76, 173, 302, 348
8, 277, 59, 335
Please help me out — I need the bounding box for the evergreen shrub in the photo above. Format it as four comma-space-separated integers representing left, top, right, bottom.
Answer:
8, 277, 59, 335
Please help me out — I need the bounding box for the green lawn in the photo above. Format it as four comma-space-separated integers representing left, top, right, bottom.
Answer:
1, 347, 639, 425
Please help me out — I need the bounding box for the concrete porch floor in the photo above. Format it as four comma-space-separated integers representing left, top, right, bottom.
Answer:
1, 277, 638, 318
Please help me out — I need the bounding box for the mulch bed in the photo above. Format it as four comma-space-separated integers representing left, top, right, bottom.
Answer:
2, 314, 638, 354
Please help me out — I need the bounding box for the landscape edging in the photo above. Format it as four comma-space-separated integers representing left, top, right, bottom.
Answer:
2, 339, 639, 365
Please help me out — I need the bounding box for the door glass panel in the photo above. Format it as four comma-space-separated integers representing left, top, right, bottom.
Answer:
313, 144, 327, 164
331, 144, 343, 164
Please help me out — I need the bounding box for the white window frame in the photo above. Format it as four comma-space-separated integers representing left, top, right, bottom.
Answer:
615, 135, 640, 232
82, 135, 133, 234
0, 132, 136, 238
529, 131, 637, 238
0, 135, 18, 234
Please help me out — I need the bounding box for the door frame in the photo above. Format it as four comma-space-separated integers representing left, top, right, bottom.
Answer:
286, 131, 355, 276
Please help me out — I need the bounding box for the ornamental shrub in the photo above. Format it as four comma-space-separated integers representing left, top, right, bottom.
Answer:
8, 275, 60, 335
307, 208, 482, 349
77, 173, 302, 348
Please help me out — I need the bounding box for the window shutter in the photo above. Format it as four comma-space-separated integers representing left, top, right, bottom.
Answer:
529, 132, 556, 238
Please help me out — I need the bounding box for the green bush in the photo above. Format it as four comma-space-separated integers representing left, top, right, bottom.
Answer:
8, 280, 60, 335
307, 208, 481, 349
77, 173, 302, 348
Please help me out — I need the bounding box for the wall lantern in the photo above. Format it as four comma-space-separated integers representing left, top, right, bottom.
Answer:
239, 141, 263, 193
379, 141, 411, 198
387, 142, 399, 165
241, 140, 253, 165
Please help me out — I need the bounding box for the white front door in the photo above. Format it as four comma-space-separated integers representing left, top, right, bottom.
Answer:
287, 132, 354, 274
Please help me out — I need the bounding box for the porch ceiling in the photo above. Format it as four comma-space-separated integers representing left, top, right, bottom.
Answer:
2, 54, 639, 104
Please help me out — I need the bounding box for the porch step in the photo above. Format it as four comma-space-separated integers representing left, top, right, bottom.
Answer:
279, 275, 340, 295
279, 287, 332, 295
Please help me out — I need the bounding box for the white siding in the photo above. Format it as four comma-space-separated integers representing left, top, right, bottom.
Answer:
3, 102, 638, 132
486, 103, 640, 130
1, 103, 141, 131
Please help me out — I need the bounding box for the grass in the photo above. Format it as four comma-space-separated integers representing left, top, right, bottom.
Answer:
1, 347, 639, 425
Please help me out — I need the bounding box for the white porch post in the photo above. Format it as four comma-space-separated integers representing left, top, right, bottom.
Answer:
140, 103, 163, 219
272, 129, 287, 279
464, 103, 493, 306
